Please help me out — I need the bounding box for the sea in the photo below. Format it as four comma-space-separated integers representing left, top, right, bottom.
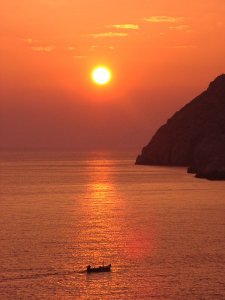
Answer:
0, 150, 225, 300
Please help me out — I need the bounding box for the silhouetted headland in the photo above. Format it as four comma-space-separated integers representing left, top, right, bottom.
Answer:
136, 74, 225, 180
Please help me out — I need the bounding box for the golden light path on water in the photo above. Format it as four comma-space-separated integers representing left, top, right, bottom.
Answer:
80, 158, 156, 266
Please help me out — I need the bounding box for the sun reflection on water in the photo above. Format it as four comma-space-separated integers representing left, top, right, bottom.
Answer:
77, 159, 123, 265
77, 158, 156, 267
88, 182, 111, 200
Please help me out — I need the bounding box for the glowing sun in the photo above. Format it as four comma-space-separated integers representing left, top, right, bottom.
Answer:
91, 66, 111, 85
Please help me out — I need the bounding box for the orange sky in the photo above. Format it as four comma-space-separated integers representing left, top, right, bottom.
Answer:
1, 0, 225, 149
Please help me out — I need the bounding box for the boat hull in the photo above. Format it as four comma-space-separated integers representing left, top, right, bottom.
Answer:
86, 264, 111, 273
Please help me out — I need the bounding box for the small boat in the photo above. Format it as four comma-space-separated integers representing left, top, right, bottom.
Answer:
86, 263, 111, 273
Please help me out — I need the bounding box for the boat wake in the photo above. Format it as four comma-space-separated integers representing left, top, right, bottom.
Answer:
0, 270, 81, 282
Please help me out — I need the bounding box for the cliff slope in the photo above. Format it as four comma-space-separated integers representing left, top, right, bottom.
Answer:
136, 74, 225, 180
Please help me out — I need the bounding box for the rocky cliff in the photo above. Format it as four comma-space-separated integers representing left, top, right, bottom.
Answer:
136, 74, 225, 180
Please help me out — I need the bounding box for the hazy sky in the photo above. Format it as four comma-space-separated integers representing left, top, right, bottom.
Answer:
1, 0, 225, 150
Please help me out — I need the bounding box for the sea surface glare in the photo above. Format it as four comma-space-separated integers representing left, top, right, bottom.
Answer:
0, 150, 225, 299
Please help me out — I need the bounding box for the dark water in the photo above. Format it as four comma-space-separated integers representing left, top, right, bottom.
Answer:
0, 150, 225, 299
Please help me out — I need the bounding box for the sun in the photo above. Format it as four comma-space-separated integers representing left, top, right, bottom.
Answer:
91, 66, 111, 85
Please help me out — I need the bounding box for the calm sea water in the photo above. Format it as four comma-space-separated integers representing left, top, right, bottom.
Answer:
0, 150, 225, 300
